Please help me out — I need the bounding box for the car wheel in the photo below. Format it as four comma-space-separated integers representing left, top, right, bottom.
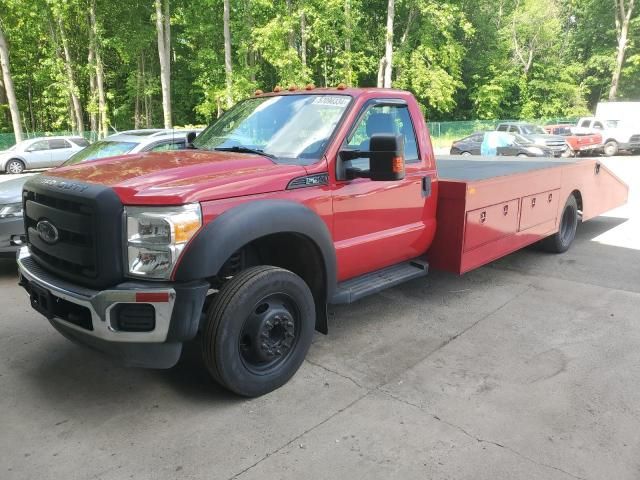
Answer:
517, 153, 528, 158
5, 159, 25, 174
603, 140, 618, 157
461, 151, 472, 157
540, 195, 579, 253
202, 266, 315, 397
561, 148, 574, 158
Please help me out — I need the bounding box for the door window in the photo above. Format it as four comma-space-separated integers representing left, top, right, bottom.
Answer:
48, 139, 72, 149
593, 122, 604, 130
28, 140, 49, 152
496, 124, 509, 132
345, 104, 420, 170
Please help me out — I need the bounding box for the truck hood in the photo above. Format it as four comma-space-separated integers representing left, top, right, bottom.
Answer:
526, 134, 566, 145
50, 150, 307, 205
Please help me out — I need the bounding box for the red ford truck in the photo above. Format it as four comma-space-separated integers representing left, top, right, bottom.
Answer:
544, 124, 603, 157
17, 88, 628, 397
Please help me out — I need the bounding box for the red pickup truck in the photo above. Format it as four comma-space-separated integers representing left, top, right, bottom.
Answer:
544, 124, 603, 157
17, 88, 628, 396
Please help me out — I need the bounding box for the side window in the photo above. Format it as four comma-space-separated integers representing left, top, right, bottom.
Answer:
593, 122, 604, 130
71, 137, 90, 147
28, 140, 49, 151
345, 104, 420, 169
148, 141, 186, 152
49, 139, 71, 149
471, 133, 484, 143
496, 124, 508, 132
579, 120, 590, 128
507, 125, 519, 133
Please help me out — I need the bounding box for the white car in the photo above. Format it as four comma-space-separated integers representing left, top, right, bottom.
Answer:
0, 136, 90, 174
62, 129, 202, 165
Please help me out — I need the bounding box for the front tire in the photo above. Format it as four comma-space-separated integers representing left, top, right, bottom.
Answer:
202, 266, 315, 397
5, 159, 25, 174
603, 140, 618, 157
540, 195, 579, 253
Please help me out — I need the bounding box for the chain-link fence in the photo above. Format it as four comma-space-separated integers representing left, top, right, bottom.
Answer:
1, 118, 579, 151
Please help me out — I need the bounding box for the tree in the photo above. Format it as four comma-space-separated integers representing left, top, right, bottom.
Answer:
378, 0, 394, 87
90, 0, 108, 138
609, 0, 636, 99
155, 0, 171, 128
0, 19, 23, 142
223, 0, 232, 108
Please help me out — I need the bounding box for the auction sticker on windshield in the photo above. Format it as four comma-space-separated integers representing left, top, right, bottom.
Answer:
312, 96, 351, 107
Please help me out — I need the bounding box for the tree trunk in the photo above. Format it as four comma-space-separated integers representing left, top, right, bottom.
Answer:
300, 11, 307, 68
155, 0, 172, 128
88, 42, 98, 136
0, 68, 9, 126
135, 54, 142, 129
0, 23, 23, 143
377, 56, 386, 88
223, 0, 233, 107
383, 0, 395, 88
57, 18, 84, 135
344, 0, 352, 84
286, 0, 295, 50
90, 0, 108, 138
609, 0, 635, 100
27, 82, 35, 132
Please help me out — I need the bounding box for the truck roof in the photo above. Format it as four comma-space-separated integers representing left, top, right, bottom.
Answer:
254, 86, 413, 100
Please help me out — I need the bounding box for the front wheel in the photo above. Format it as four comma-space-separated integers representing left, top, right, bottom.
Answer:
603, 140, 619, 157
540, 195, 579, 253
5, 159, 25, 174
202, 266, 315, 397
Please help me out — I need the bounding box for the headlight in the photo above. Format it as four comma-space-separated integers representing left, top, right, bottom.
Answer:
0, 202, 23, 219
125, 203, 202, 279
526, 146, 544, 155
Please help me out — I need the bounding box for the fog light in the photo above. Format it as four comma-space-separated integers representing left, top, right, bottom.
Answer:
112, 304, 156, 332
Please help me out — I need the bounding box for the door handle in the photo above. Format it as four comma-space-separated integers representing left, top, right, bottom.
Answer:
422, 176, 432, 198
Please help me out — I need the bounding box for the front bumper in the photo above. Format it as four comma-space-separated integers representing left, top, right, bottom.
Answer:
0, 216, 25, 258
17, 247, 209, 368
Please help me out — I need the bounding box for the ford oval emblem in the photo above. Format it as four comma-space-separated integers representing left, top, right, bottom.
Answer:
36, 220, 60, 244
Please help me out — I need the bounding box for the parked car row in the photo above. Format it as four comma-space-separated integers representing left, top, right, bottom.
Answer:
0, 128, 200, 257
449, 118, 640, 158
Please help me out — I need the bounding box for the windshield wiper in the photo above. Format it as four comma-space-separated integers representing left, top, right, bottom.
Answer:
214, 146, 277, 160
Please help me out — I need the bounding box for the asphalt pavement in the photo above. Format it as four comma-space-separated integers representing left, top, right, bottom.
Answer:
1, 157, 639, 480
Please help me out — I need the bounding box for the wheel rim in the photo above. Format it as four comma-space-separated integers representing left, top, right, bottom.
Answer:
605, 143, 616, 156
560, 204, 577, 245
238, 293, 300, 375
461, 152, 471, 156
7, 161, 22, 174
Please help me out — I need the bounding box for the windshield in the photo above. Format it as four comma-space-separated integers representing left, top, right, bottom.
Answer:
63, 141, 138, 166
193, 94, 352, 165
513, 134, 532, 145
521, 125, 547, 135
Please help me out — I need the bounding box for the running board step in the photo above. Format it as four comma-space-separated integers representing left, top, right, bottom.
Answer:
331, 259, 428, 305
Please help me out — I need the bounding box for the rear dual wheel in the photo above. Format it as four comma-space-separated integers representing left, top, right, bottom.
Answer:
540, 195, 579, 253
202, 266, 315, 397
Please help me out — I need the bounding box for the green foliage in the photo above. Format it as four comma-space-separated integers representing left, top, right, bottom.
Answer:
0, 0, 637, 136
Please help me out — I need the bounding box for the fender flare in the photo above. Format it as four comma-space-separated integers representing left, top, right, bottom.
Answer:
174, 199, 337, 300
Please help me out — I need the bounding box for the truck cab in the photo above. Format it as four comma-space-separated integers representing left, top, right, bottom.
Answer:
17, 88, 438, 397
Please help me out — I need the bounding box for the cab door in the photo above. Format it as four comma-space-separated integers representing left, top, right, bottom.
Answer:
331, 100, 436, 280
24, 140, 52, 168
48, 139, 75, 166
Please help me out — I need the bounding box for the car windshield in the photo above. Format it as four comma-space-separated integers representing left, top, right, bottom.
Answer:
521, 125, 547, 135
193, 94, 352, 165
63, 140, 138, 165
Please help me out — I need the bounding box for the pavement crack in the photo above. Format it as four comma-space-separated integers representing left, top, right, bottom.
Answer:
228, 392, 370, 480
304, 358, 367, 390
380, 390, 587, 480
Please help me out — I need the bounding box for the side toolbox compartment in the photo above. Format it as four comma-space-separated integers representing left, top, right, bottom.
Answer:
519, 189, 560, 231
464, 199, 520, 252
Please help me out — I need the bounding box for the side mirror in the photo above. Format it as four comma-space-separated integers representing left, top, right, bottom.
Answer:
369, 134, 405, 181
342, 134, 405, 182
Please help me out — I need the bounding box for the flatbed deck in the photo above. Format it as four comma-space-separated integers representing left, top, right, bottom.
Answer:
437, 156, 575, 181
428, 156, 628, 274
